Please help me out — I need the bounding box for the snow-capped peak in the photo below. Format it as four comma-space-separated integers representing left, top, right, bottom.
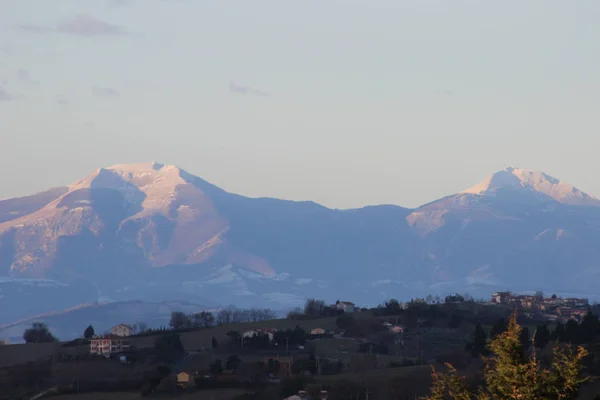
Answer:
461, 167, 600, 206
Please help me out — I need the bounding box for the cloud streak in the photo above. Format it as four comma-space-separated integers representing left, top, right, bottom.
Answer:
17, 23, 52, 34
230, 82, 270, 97
18, 15, 125, 37
93, 87, 120, 98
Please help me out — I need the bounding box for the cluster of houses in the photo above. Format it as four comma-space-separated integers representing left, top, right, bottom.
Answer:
491, 292, 590, 322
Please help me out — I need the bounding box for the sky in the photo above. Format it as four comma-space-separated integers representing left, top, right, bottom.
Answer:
1, 0, 599, 209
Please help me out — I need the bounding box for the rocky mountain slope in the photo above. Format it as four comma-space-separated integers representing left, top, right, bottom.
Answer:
1, 163, 599, 327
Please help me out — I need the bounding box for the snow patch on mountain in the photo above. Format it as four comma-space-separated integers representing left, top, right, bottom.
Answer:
461, 167, 600, 206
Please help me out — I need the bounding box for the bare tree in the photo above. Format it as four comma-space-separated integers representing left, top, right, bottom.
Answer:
217, 309, 233, 325
262, 308, 276, 320
304, 299, 326, 317
137, 322, 148, 333
192, 311, 215, 328
169, 312, 191, 330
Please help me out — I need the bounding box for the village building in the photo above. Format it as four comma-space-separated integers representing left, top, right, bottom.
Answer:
335, 301, 356, 313
563, 298, 589, 308
89, 335, 131, 356
265, 356, 293, 378
491, 291, 512, 304
311, 328, 326, 335
491, 291, 589, 322
242, 328, 275, 341
111, 323, 134, 337
176, 371, 195, 388
389, 325, 404, 334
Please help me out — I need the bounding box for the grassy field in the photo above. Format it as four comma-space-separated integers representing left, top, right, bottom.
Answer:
48, 389, 249, 400
0, 314, 344, 369
130, 314, 344, 351
0, 342, 59, 368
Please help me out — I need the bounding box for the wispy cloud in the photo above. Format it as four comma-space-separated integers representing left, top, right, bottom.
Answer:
93, 87, 120, 98
56, 95, 69, 105
17, 23, 52, 34
16, 69, 39, 85
230, 82, 270, 97
107, 0, 131, 7
0, 87, 16, 102
18, 15, 125, 37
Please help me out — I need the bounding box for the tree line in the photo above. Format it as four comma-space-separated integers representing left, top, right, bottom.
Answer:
169, 308, 277, 331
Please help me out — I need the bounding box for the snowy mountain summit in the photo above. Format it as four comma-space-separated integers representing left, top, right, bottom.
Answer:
460, 167, 600, 206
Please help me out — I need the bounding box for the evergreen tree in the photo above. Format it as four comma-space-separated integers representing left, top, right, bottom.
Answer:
470, 322, 487, 357
519, 326, 530, 352
552, 322, 565, 342
490, 317, 508, 339
425, 314, 589, 400
564, 320, 583, 344
83, 325, 95, 339
580, 310, 599, 343
534, 324, 550, 349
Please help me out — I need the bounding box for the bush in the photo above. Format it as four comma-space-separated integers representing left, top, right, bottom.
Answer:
336, 315, 356, 330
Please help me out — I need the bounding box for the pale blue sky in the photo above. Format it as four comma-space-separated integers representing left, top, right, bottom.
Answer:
1, 0, 599, 208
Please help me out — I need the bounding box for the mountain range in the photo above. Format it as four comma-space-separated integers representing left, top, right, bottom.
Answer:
1, 163, 600, 335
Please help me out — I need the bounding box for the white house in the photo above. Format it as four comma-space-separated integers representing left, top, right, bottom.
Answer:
111, 324, 134, 337
335, 301, 356, 313
243, 329, 274, 341
90, 335, 131, 356
311, 328, 326, 335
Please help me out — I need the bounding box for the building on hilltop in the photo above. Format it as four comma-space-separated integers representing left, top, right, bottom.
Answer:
563, 298, 589, 308
491, 291, 512, 304
507, 295, 537, 309
90, 335, 131, 356
111, 323, 134, 337
335, 301, 356, 313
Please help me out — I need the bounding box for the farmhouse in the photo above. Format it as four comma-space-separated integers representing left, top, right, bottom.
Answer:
111, 323, 134, 337
335, 301, 356, 313
90, 335, 131, 356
